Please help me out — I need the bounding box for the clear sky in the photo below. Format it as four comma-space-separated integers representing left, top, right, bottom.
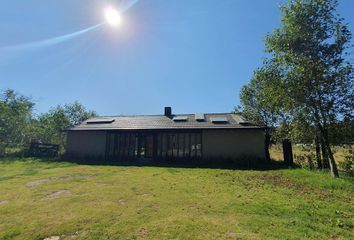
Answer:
1, 0, 353, 116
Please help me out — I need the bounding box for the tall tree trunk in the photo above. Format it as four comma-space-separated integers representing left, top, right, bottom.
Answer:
315, 134, 322, 169
320, 138, 330, 169
327, 145, 339, 178
316, 120, 339, 177
322, 130, 339, 178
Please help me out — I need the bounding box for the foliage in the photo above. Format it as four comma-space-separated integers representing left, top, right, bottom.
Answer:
338, 149, 354, 174
0, 89, 96, 155
328, 117, 354, 145
0, 90, 34, 154
36, 107, 70, 146
265, 0, 353, 123
63, 101, 97, 127
239, 61, 286, 130
36, 102, 97, 147
239, 0, 353, 177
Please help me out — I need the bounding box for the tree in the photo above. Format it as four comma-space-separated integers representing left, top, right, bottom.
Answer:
0, 89, 35, 154
36, 102, 97, 148
0, 88, 97, 155
63, 101, 97, 127
240, 0, 353, 177
239, 61, 289, 160
239, 60, 292, 127
37, 107, 70, 146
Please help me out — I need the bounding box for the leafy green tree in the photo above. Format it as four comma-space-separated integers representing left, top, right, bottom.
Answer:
266, 0, 353, 177
0, 88, 97, 155
240, 0, 353, 177
0, 89, 35, 154
239, 61, 292, 160
37, 107, 70, 146
36, 102, 97, 149
63, 101, 97, 127
239, 61, 288, 128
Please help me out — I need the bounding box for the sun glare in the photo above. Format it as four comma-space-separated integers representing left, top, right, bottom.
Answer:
104, 7, 122, 27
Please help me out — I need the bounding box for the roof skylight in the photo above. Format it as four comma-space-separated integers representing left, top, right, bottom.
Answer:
173, 116, 188, 122
86, 119, 115, 124
195, 113, 205, 122
210, 117, 228, 123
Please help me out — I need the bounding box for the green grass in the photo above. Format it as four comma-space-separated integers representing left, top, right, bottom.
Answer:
0, 158, 353, 240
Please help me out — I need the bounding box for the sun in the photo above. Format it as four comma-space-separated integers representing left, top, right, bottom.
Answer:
104, 7, 122, 27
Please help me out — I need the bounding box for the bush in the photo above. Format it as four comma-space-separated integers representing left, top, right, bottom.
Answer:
338, 149, 354, 174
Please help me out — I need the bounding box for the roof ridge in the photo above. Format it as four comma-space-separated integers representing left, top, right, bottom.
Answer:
95, 112, 237, 118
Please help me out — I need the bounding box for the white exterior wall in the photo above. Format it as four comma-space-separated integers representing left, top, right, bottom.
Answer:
66, 131, 106, 158
202, 129, 265, 159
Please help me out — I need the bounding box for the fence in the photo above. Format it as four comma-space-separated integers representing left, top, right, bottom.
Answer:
28, 142, 59, 157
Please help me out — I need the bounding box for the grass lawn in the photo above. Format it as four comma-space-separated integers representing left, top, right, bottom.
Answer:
0, 158, 353, 240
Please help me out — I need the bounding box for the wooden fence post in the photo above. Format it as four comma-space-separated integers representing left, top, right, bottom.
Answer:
282, 139, 293, 165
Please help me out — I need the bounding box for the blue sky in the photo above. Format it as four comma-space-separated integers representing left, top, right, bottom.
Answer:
1, 0, 353, 116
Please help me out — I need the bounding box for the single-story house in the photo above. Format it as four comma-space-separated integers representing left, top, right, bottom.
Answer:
65, 107, 266, 162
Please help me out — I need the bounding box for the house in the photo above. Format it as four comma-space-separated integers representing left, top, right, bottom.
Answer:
65, 107, 266, 162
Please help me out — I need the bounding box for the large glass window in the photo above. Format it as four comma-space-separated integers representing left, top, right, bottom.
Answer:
155, 132, 202, 160
184, 133, 190, 158
107, 132, 157, 160
107, 131, 202, 160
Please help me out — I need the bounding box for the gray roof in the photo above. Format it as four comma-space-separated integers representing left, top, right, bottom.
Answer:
66, 113, 263, 131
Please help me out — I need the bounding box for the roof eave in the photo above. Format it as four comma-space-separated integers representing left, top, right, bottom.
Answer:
64, 126, 266, 131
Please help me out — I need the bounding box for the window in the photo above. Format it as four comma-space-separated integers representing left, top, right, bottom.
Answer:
107, 131, 202, 160
156, 132, 202, 159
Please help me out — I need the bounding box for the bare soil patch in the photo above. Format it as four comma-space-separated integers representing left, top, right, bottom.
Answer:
43, 236, 60, 240
225, 230, 238, 237
137, 228, 148, 238
118, 199, 126, 205
242, 173, 315, 196
43, 190, 71, 200
26, 179, 50, 188
51, 174, 94, 181
0, 200, 9, 205
26, 175, 94, 188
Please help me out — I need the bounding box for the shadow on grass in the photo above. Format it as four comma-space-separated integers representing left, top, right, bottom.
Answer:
0, 156, 296, 171
60, 157, 295, 171
0, 157, 74, 168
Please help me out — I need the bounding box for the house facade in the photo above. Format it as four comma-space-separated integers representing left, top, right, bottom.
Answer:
65, 107, 266, 162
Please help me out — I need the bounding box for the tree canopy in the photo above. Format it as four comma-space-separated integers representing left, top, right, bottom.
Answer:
0, 89, 96, 155
239, 0, 353, 177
